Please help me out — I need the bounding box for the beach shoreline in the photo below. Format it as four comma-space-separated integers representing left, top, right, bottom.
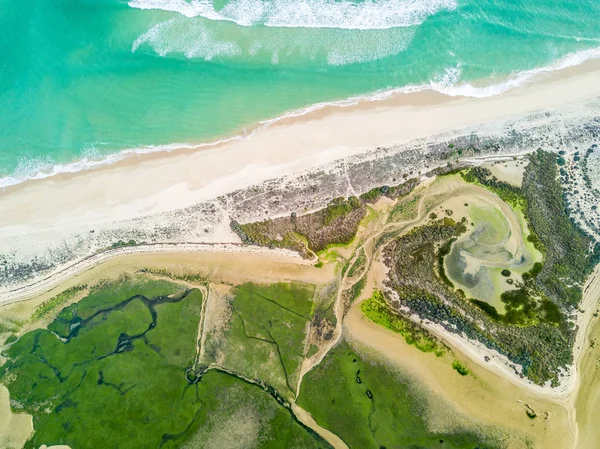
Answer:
1, 59, 599, 298
0, 61, 598, 232
2, 56, 600, 196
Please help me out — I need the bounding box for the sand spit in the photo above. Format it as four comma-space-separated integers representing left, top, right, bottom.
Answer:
573, 266, 600, 449
0, 243, 309, 305
1, 94, 599, 298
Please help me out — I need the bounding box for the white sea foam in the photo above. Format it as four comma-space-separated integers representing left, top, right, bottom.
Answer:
132, 18, 241, 59
132, 16, 415, 66
128, 0, 457, 30
2, 47, 599, 190
435, 46, 600, 98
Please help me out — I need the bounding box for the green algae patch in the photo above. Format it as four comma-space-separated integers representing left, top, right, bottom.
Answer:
297, 340, 503, 449
0, 277, 328, 449
201, 282, 316, 397
0, 277, 204, 449
361, 291, 445, 356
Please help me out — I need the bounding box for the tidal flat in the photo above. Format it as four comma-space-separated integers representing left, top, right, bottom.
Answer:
1, 145, 599, 448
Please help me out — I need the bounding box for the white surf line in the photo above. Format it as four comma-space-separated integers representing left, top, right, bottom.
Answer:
3, 47, 599, 190
128, 0, 456, 30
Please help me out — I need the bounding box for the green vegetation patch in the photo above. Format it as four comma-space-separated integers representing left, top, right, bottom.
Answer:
347, 248, 367, 278
361, 291, 445, 356
388, 194, 420, 222
297, 340, 502, 449
349, 275, 367, 301
438, 238, 456, 288
234, 176, 421, 257
461, 166, 526, 209
29, 285, 87, 322
0, 277, 203, 449
138, 267, 208, 285
452, 360, 470, 376
47, 276, 188, 338
202, 282, 315, 397
523, 150, 600, 308
233, 197, 366, 256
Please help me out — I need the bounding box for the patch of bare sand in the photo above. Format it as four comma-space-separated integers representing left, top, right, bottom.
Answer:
486, 159, 528, 188
344, 304, 574, 448
291, 403, 349, 449
574, 266, 600, 449
199, 284, 233, 365
0, 384, 33, 449
0, 250, 335, 319
86, 251, 332, 290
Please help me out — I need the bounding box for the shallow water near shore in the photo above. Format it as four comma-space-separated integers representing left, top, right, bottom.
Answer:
1, 0, 600, 186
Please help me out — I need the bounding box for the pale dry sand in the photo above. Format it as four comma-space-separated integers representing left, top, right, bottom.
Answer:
486, 159, 528, 188
1, 61, 599, 247
291, 403, 349, 449
0, 385, 33, 449
573, 266, 600, 449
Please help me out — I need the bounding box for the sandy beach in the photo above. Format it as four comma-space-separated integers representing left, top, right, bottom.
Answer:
1, 58, 599, 301
1, 60, 599, 238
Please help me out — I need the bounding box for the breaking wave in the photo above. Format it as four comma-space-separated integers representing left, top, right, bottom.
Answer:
128, 0, 457, 30
132, 16, 416, 65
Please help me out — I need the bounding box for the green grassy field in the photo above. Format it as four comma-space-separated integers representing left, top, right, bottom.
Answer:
169, 370, 328, 449
202, 282, 316, 397
297, 340, 503, 449
0, 277, 202, 448
0, 277, 330, 449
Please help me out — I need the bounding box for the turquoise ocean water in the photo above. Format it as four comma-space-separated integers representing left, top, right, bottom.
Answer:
0, 0, 599, 187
